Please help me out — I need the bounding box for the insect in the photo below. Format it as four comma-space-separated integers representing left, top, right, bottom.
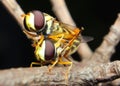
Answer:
22, 10, 93, 72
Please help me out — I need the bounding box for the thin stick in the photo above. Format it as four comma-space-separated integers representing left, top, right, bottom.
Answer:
50, 0, 76, 26
90, 14, 120, 63
1, 0, 25, 30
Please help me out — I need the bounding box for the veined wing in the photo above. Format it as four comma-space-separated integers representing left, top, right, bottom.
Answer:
49, 21, 82, 35
59, 22, 82, 34
69, 35, 93, 55
80, 35, 93, 43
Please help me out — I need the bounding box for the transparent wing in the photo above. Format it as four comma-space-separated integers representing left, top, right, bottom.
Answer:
59, 22, 77, 30
80, 35, 93, 43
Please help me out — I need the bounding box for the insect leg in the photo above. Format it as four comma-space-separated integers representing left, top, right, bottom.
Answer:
49, 33, 74, 39
58, 34, 79, 84
30, 62, 41, 67
48, 58, 59, 72
57, 57, 72, 85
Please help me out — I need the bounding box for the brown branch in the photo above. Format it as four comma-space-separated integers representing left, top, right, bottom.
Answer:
50, 0, 76, 26
50, 0, 93, 60
90, 14, 120, 63
0, 61, 120, 85
1, 0, 25, 30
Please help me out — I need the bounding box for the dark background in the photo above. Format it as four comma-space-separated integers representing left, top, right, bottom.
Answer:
0, 0, 120, 69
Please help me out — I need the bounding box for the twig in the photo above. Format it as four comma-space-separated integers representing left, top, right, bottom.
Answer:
90, 14, 120, 63
50, 0, 93, 60
0, 61, 120, 86
1, 0, 25, 30
50, 0, 76, 26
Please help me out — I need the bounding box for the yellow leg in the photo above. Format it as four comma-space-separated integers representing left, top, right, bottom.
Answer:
48, 58, 59, 72
49, 37, 67, 43
57, 61, 72, 75
57, 60, 72, 72
62, 35, 77, 52
54, 34, 64, 48
58, 59, 72, 85
30, 62, 41, 67
48, 33, 74, 40
36, 34, 44, 47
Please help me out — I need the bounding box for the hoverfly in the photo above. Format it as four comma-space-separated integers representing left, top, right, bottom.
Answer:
22, 10, 93, 71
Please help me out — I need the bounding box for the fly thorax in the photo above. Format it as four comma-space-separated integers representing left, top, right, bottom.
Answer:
43, 13, 54, 34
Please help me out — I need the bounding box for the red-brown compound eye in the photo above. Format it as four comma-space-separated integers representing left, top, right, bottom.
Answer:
44, 40, 56, 60
32, 10, 45, 32
23, 10, 45, 33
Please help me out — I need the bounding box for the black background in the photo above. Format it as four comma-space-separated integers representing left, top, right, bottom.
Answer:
0, 0, 120, 69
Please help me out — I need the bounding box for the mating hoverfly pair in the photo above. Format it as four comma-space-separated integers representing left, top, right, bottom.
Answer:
22, 10, 92, 71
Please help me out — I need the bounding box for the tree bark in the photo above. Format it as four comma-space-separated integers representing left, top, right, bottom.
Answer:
0, 61, 120, 86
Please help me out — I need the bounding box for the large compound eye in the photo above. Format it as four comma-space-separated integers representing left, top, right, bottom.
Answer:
23, 10, 45, 32
44, 40, 56, 60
